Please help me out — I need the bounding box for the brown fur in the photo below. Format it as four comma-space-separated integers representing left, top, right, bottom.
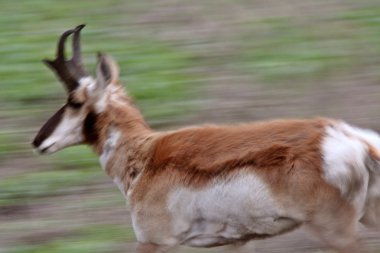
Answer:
130, 118, 331, 212
68, 95, 360, 253
146, 119, 326, 187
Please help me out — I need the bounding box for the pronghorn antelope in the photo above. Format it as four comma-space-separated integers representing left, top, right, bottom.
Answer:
32, 25, 380, 253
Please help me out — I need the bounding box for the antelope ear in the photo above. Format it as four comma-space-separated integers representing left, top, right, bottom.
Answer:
96, 52, 119, 90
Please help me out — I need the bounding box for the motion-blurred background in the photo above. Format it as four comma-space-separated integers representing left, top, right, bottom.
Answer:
1, 1, 380, 252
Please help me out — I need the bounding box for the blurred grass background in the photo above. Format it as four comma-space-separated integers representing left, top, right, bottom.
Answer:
1, 0, 380, 252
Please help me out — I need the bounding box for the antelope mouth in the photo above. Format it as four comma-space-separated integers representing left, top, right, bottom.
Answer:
34, 142, 56, 155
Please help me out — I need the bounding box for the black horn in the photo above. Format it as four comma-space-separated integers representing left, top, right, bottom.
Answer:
43, 24, 88, 93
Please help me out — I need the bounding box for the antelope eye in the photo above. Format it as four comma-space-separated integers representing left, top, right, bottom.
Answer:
67, 97, 84, 109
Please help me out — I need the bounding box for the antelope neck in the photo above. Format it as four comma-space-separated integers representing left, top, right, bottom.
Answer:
88, 100, 153, 182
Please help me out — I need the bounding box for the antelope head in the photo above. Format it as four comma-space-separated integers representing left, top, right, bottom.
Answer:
32, 25, 120, 154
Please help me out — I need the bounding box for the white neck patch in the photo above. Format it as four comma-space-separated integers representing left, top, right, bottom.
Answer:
99, 128, 121, 170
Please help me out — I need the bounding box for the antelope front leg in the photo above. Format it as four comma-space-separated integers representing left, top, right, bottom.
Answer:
134, 243, 172, 253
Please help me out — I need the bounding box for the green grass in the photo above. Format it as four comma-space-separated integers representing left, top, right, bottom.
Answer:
2, 1, 380, 253
0, 133, 24, 160
7, 224, 135, 253
10, 242, 116, 253
239, 7, 380, 84
0, 167, 100, 205
0, 0, 197, 110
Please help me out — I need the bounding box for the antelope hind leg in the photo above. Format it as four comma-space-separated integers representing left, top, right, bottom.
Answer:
306, 201, 364, 253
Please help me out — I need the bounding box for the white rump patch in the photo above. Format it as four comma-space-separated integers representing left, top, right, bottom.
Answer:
321, 122, 377, 215
339, 122, 380, 153
99, 128, 121, 170
167, 171, 299, 247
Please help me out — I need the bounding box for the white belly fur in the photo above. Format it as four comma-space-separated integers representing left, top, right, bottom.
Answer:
167, 171, 299, 247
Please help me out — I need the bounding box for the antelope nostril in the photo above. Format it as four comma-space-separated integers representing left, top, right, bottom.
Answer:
32, 139, 40, 148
